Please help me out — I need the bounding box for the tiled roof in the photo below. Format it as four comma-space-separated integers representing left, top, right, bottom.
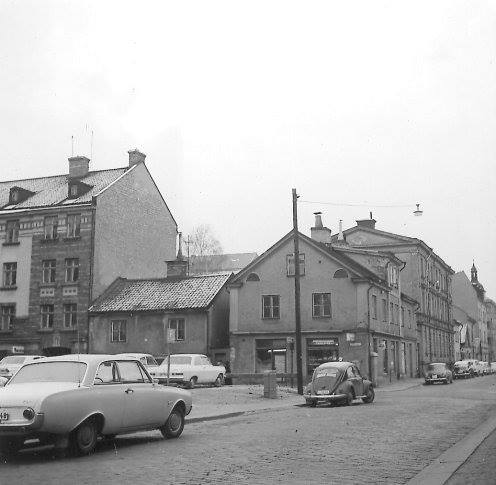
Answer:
0, 167, 128, 210
89, 273, 232, 313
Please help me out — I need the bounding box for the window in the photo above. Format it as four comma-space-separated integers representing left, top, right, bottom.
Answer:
44, 215, 58, 239
401, 306, 405, 327
262, 295, 280, 319
312, 293, 332, 317
0, 305, 15, 331
373, 338, 378, 353
246, 273, 260, 282
42, 259, 56, 283
117, 361, 148, 383
65, 258, 79, 282
3, 262, 17, 287
382, 299, 387, 321
5, 220, 19, 243
111, 320, 126, 342
333, 269, 349, 279
286, 253, 305, 276
66, 214, 81, 238
389, 266, 398, 287
390, 302, 394, 324
69, 184, 78, 198
371, 295, 377, 319
168, 318, 185, 341
40, 304, 54, 329
63, 303, 77, 328
408, 309, 412, 328
94, 361, 119, 384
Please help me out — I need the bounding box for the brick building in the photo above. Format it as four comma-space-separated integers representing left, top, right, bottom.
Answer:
229, 214, 418, 386
333, 216, 454, 372
0, 149, 177, 357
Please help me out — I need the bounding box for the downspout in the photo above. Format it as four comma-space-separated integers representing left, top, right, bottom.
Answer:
367, 283, 374, 385
87, 197, 97, 354
206, 308, 211, 358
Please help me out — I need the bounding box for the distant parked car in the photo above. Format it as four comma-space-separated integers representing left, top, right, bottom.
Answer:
116, 353, 159, 375
0, 354, 192, 456
304, 361, 374, 407
0, 355, 45, 379
424, 363, 453, 385
155, 354, 226, 388
453, 360, 475, 379
479, 361, 491, 375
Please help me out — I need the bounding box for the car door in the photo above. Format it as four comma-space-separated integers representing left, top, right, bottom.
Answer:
192, 356, 206, 383
117, 360, 165, 430
92, 361, 127, 434
352, 366, 365, 396
200, 355, 216, 382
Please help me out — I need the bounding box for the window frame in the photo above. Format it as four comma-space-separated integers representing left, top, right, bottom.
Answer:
65, 258, 80, 283
110, 320, 127, 343
0, 304, 15, 331
371, 295, 378, 319
168, 318, 185, 341
66, 213, 81, 238
42, 259, 57, 284
286, 253, 305, 277
312, 292, 332, 318
44, 215, 59, 240
5, 220, 20, 244
40, 304, 54, 329
63, 303, 77, 328
3, 262, 17, 287
262, 295, 280, 319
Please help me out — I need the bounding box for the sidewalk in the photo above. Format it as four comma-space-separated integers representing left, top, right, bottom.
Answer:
186, 377, 424, 423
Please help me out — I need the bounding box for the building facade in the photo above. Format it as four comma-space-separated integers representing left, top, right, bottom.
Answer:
335, 218, 454, 372
485, 298, 496, 363
0, 149, 177, 357
229, 219, 417, 386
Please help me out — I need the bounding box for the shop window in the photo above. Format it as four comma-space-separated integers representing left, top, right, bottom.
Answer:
255, 339, 287, 373
306, 338, 339, 376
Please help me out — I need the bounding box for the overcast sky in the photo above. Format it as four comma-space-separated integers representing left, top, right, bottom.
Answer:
1, 1, 495, 295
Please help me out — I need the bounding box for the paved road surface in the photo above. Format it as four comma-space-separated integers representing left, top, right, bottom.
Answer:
1, 375, 495, 485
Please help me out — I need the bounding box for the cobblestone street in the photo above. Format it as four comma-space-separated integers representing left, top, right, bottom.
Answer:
2, 375, 496, 485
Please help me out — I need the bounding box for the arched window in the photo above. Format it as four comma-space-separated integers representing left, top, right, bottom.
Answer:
246, 273, 260, 282
333, 269, 348, 279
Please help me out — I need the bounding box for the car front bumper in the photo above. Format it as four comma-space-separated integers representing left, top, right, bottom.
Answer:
0, 413, 44, 438
306, 393, 347, 402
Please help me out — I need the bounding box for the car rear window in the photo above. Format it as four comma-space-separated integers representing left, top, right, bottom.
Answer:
9, 361, 87, 384
427, 364, 446, 372
316, 368, 339, 378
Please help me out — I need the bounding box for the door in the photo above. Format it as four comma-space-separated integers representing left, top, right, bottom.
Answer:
117, 360, 164, 429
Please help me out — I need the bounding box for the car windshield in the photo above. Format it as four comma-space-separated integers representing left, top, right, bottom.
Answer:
8, 361, 87, 384
1, 356, 26, 365
427, 364, 446, 372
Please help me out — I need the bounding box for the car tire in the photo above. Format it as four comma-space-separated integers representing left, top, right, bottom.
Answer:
362, 387, 375, 404
160, 406, 185, 439
214, 374, 224, 387
306, 399, 317, 407
344, 391, 354, 406
188, 376, 197, 389
70, 418, 98, 456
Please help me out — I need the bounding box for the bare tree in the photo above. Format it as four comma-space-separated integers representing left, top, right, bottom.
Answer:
186, 224, 223, 274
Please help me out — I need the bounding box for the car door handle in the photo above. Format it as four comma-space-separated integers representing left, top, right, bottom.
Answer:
125, 388, 134, 394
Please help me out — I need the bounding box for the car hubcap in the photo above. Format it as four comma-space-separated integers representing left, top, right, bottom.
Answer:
169, 412, 181, 432
79, 425, 94, 447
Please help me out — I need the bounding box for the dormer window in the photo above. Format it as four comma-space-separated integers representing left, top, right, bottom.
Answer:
67, 180, 93, 200
8, 186, 35, 205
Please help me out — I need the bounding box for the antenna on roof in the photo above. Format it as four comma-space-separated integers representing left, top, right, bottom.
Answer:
71, 135, 74, 157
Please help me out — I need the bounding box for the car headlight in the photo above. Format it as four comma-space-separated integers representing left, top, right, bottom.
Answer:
23, 408, 35, 420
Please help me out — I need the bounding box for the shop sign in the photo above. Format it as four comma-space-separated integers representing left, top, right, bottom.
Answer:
311, 339, 338, 346
349, 342, 362, 347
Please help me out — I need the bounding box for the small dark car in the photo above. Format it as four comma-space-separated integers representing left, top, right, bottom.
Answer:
305, 361, 374, 407
425, 362, 453, 384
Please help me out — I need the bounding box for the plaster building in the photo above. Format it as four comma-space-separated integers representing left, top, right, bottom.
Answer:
485, 298, 496, 363
88, 255, 231, 363
0, 149, 177, 358
333, 216, 454, 371
229, 215, 418, 386
468, 263, 489, 361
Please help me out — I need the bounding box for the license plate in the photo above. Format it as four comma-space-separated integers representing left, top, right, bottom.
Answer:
317, 390, 330, 395
0, 411, 9, 422
432, 375, 437, 378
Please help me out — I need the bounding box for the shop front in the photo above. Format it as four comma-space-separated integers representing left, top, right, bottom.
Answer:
306, 337, 340, 377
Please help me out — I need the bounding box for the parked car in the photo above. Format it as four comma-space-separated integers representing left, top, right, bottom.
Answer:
116, 353, 160, 376
155, 354, 226, 388
304, 361, 374, 407
0, 355, 45, 379
424, 362, 453, 384
0, 354, 192, 456
479, 361, 491, 375
453, 360, 475, 379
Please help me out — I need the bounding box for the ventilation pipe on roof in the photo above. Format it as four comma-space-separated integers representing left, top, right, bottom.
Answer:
310, 211, 332, 244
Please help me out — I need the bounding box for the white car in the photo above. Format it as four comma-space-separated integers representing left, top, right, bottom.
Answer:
0, 355, 45, 379
0, 354, 192, 456
156, 354, 226, 388
116, 353, 159, 375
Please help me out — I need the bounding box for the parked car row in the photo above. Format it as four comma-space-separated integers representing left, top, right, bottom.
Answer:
453, 359, 495, 379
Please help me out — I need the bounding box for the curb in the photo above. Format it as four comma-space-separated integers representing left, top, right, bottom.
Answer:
406, 413, 496, 485
375, 382, 423, 393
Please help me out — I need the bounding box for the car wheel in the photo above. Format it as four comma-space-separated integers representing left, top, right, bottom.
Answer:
306, 399, 317, 407
188, 376, 197, 389
71, 418, 99, 456
160, 406, 185, 439
344, 391, 354, 406
362, 387, 375, 404
214, 374, 224, 387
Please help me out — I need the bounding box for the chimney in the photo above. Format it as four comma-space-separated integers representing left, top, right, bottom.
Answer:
68, 156, 90, 179
356, 212, 376, 230
310, 211, 332, 244
128, 148, 146, 167
166, 232, 188, 278
335, 219, 347, 245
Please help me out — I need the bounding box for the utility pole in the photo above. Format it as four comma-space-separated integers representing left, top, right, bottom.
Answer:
292, 188, 304, 395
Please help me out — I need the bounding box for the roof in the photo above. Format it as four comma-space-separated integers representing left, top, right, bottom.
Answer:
0, 167, 129, 212
316, 361, 353, 370
89, 273, 232, 313
188, 253, 258, 274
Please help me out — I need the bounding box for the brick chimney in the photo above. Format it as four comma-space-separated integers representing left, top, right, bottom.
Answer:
356, 212, 377, 230
128, 148, 146, 167
68, 156, 90, 179
166, 233, 188, 278
310, 212, 332, 244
